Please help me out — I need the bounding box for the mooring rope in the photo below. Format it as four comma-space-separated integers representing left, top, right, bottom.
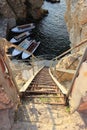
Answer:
5, 39, 37, 60
50, 38, 87, 85
51, 38, 87, 62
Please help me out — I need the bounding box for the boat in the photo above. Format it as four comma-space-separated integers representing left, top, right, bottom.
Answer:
10, 31, 30, 44
46, 0, 60, 3
11, 23, 35, 33
12, 38, 34, 57
22, 41, 40, 59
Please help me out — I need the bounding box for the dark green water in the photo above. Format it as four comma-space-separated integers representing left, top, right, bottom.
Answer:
8, 0, 70, 60
32, 0, 70, 59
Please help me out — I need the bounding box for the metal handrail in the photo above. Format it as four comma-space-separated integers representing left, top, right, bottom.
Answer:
49, 39, 87, 94
50, 39, 87, 70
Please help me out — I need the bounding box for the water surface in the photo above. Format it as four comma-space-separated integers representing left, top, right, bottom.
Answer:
33, 0, 70, 59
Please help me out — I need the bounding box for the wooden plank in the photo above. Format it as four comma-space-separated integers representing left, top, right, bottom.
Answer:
25, 91, 57, 94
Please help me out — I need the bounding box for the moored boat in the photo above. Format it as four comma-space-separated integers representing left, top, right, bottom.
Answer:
10, 31, 30, 44
12, 38, 34, 57
11, 23, 35, 33
22, 41, 40, 59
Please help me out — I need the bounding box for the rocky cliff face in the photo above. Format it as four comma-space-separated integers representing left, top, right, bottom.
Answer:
25, 0, 46, 20
0, 0, 45, 20
65, 0, 87, 48
0, 0, 26, 19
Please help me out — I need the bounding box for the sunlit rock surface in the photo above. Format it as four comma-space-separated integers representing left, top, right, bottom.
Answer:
65, 0, 87, 48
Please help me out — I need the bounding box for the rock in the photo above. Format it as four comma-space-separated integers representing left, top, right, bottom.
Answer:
0, 38, 20, 130
65, 0, 87, 49
7, 18, 16, 29
25, 0, 47, 20
0, 18, 8, 38
0, 0, 45, 20
56, 53, 81, 70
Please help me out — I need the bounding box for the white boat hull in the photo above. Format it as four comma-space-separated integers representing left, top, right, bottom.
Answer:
10, 31, 30, 43
12, 39, 34, 57
22, 42, 40, 59
10, 38, 17, 43
11, 23, 35, 33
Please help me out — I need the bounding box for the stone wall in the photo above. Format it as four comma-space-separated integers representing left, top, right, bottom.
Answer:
65, 0, 87, 48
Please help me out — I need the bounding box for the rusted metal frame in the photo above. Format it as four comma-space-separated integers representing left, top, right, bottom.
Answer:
30, 82, 56, 86
21, 95, 64, 98
29, 86, 56, 89
24, 91, 57, 94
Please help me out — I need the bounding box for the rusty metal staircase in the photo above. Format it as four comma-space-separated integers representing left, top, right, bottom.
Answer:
22, 67, 66, 105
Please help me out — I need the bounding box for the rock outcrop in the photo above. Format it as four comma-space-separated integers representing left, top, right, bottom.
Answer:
0, 38, 20, 130
65, 0, 87, 48
0, 0, 47, 20
0, 0, 26, 19
25, 0, 46, 20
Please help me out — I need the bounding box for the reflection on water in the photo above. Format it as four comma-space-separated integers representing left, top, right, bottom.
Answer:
32, 0, 70, 59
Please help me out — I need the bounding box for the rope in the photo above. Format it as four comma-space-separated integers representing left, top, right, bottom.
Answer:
51, 38, 87, 62
57, 54, 82, 80
5, 39, 37, 60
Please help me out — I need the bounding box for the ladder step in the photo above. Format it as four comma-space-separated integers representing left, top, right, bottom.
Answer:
22, 95, 64, 98
29, 86, 56, 89
25, 91, 57, 94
